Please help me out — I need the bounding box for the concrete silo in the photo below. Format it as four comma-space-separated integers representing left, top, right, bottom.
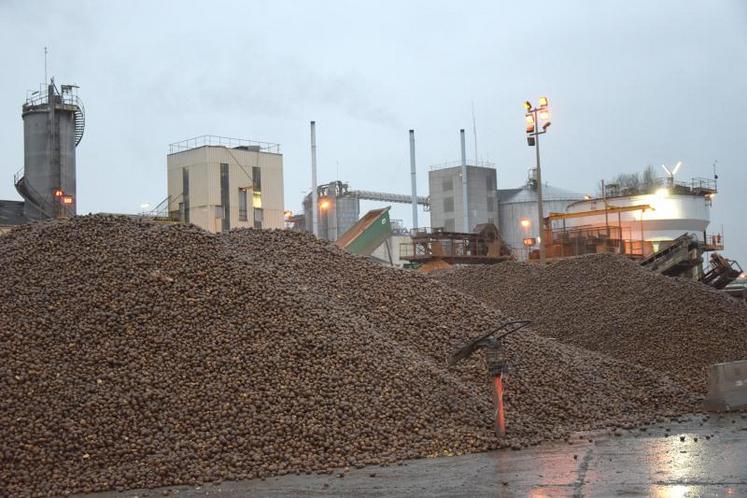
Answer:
16, 79, 84, 220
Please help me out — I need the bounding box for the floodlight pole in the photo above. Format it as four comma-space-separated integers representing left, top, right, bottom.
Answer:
532, 107, 546, 263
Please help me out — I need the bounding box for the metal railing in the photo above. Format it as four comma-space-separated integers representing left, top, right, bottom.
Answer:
25, 82, 82, 108
603, 176, 717, 198
169, 135, 281, 154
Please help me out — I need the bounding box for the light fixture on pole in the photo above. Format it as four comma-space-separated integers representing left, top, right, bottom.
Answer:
524, 97, 552, 263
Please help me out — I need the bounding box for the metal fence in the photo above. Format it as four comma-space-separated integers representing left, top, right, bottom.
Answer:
169, 135, 281, 154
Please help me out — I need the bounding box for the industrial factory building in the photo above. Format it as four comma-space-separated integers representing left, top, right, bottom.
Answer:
0, 79, 84, 232
166, 136, 284, 233
298, 180, 428, 241
428, 162, 499, 233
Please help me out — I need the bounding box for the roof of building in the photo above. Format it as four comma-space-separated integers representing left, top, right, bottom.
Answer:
428, 160, 496, 172
498, 182, 584, 204
0, 200, 27, 226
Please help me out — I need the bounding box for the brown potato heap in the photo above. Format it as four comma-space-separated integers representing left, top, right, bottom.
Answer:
433, 254, 747, 393
1, 216, 694, 497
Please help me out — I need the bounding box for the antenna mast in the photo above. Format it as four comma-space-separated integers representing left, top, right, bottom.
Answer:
471, 101, 478, 164
44, 46, 48, 83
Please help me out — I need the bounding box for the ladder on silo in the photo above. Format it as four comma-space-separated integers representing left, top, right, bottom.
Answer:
73, 102, 85, 146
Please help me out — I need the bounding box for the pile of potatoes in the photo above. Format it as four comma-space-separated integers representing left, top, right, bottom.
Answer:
0, 217, 694, 497
433, 253, 747, 392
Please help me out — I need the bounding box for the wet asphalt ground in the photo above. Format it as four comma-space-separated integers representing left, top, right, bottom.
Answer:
78, 413, 747, 498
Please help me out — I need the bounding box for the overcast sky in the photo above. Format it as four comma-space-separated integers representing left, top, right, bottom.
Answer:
1, 1, 745, 261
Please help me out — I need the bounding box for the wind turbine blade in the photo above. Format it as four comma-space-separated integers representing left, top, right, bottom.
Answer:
671, 161, 682, 176
661, 164, 672, 176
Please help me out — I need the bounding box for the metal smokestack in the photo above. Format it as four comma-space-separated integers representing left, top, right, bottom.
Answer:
310, 121, 319, 237
460, 129, 469, 232
409, 130, 418, 230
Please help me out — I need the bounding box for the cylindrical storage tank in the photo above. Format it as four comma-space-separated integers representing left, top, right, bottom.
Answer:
498, 182, 583, 260
565, 191, 711, 252
22, 85, 79, 219
334, 195, 360, 239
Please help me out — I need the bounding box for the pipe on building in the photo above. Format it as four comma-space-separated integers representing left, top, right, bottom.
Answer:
460, 129, 469, 232
409, 130, 418, 230
311, 121, 319, 237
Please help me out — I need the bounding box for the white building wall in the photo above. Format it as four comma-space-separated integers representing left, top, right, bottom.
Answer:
371, 234, 410, 267
167, 145, 284, 232
565, 193, 711, 247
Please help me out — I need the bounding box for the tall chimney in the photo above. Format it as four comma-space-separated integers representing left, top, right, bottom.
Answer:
409, 130, 418, 230
460, 129, 469, 232
310, 121, 319, 237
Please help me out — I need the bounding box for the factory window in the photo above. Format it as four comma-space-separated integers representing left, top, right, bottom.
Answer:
252, 166, 262, 192
486, 175, 495, 191
444, 218, 455, 231
238, 189, 248, 221
444, 197, 454, 213
220, 163, 230, 232
442, 177, 453, 191
487, 196, 495, 212
254, 207, 263, 229
182, 168, 190, 223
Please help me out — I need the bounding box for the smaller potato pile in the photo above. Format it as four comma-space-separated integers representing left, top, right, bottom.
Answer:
433, 253, 747, 393
0, 217, 696, 497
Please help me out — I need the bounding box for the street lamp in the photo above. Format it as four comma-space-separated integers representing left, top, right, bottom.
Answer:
524, 97, 552, 263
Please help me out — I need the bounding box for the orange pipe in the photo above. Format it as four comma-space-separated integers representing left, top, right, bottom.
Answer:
494, 376, 506, 438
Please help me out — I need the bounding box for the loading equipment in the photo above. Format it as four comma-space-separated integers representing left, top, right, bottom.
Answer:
640, 233, 702, 279
701, 253, 743, 290
449, 320, 531, 438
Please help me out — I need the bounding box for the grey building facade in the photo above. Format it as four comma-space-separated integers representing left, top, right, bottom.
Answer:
428, 165, 498, 232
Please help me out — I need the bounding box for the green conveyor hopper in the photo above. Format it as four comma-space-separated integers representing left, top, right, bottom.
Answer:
335, 207, 393, 257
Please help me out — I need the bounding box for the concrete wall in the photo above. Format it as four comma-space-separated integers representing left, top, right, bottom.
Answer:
429, 165, 498, 232
371, 234, 410, 267
167, 145, 284, 232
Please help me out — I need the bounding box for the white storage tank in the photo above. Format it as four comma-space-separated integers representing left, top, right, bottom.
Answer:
564, 186, 714, 252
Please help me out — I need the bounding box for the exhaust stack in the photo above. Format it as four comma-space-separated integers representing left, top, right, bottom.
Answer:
460, 129, 469, 232
409, 130, 418, 230
310, 121, 318, 237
